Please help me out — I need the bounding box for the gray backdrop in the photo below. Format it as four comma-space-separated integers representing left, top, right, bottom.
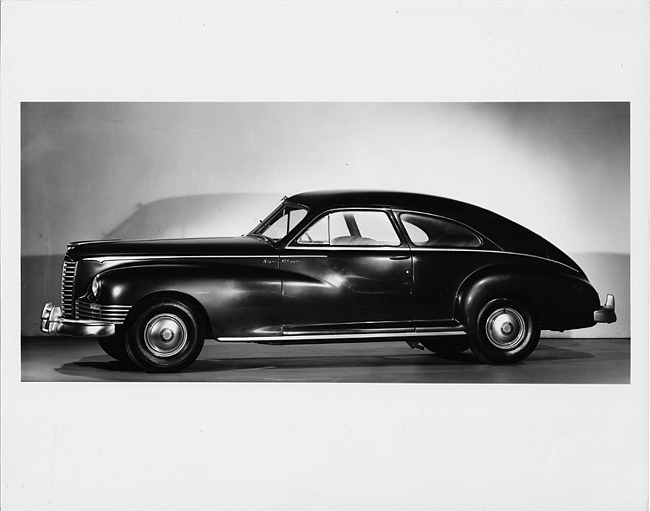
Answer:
21, 102, 629, 337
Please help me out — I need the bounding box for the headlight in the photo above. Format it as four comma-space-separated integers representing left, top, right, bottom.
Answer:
91, 275, 101, 298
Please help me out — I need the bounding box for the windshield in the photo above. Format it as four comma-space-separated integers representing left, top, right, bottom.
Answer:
250, 202, 308, 242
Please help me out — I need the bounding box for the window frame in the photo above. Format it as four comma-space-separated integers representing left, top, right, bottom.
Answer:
394, 210, 487, 250
286, 207, 408, 250
250, 200, 310, 243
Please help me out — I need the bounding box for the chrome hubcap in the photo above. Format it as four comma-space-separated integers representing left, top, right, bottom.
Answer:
144, 313, 188, 357
485, 307, 526, 350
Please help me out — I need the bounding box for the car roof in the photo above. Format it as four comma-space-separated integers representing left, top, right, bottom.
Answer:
286, 190, 552, 260
288, 190, 491, 217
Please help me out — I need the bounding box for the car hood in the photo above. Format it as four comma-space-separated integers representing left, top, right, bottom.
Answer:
66, 236, 276, 260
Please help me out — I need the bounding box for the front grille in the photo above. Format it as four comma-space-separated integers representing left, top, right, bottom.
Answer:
75, 300, 132, 325
61, 258, 78, 319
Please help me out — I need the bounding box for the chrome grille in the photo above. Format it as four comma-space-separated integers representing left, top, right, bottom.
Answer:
61, 258, 78, 319
75, 300, 132, 325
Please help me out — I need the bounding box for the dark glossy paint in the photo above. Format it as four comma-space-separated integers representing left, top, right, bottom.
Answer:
284, 190, 585, 277
410, 249, 593, 326
280, 247, 412, 334
98, 260, 282, 337
70, 237, 283, 338
454, 265, 599, 332
62, 191, 605, 341
67, 236, 271, 259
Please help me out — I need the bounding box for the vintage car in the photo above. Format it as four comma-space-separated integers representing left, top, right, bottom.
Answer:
41, 190, 616, 372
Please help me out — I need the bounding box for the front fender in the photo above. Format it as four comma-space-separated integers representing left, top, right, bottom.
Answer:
97, 261, 282, 337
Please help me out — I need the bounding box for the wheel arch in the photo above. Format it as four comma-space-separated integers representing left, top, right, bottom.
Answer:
454, 265, 547, 332
98, 262, 280, 339
123, 290, 214, 340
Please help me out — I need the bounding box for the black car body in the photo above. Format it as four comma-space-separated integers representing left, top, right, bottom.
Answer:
41, 190, 616, 372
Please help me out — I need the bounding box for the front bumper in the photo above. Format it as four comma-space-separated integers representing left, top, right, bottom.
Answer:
594, 294, 616, 324
40, 302, 116, 337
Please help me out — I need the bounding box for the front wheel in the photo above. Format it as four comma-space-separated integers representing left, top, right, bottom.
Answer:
469, 298, 540, 364
97, 334, 130, 362
125, 300, 204, 372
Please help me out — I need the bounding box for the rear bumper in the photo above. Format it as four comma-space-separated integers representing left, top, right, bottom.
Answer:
594, 294, 616, 324
40, 302, 116, 337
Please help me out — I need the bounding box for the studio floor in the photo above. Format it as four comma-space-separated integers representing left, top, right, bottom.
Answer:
20, 336, 630, 383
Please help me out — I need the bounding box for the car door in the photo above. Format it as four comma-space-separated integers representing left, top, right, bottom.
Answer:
280, 209, 413, 335
396, 211, 493, 327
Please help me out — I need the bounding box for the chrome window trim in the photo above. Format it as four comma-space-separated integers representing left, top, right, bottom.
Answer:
249, 199, 310, 239
285, 207, 407, 249
393, 209, 489, 249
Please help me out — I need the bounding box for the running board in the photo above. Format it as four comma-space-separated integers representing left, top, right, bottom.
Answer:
217, 328, 466, 343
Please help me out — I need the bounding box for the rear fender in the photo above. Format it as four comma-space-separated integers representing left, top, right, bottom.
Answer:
454, 265, 595, 331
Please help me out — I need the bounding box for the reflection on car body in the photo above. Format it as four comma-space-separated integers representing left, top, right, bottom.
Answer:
41, 190, 616, 372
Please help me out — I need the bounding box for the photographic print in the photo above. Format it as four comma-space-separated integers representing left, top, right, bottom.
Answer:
21, 102, 630, 383
2, 2, 648, 511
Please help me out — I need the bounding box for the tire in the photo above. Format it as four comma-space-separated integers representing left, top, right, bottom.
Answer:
125, 300, 205, 373
421, 336, 470, 354
97, 334, 130, 362
469, 298, 540, 364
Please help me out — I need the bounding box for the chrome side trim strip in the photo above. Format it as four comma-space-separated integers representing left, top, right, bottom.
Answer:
217, 329, 466, 343
284, 246, 410, 252
81, 255, 289, 263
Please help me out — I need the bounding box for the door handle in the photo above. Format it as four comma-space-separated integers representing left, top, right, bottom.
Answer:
389, 254, 410, 260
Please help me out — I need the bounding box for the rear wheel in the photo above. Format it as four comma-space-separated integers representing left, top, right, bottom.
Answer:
125, 300, 204, 372
422, 336, 470, 355
469, 298, 540, 364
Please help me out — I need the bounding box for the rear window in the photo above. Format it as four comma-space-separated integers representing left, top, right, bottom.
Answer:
399, 213, 482, 248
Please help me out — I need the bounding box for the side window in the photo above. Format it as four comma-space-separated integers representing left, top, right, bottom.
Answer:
296, 210, 401, 247
399, 213, 482, 248
263, 207, 308, 240
296, 215, 329, 245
